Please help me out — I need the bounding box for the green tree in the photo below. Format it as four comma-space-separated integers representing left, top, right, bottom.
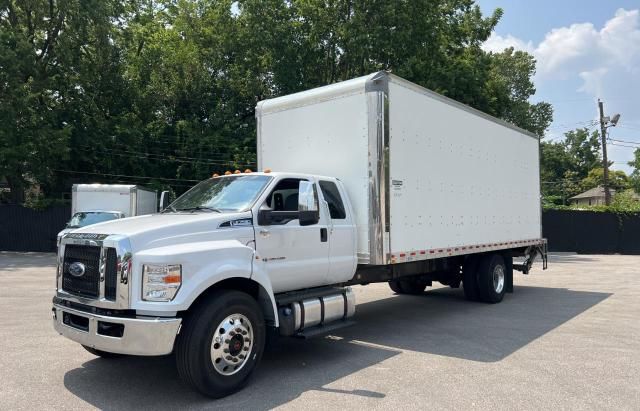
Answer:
629, 148, 640, 193
0, 0, 130, 202
2, 0, 554, 202
562, 128, 601, 179
485, 48, 553, 136
580, 168, 629, 192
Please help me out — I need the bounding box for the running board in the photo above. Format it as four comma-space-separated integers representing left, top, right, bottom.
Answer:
294, 320, 356, 339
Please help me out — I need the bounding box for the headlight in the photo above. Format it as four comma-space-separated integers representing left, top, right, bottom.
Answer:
142, 264, 182, 301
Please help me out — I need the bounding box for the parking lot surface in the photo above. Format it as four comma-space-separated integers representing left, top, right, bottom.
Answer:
0, 252, 638, 410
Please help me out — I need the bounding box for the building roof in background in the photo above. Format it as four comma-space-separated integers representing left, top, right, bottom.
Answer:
569, 186, 616, 200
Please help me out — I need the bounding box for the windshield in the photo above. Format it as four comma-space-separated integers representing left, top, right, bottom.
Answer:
68, 212, 121, 228
169, 175, 272, 213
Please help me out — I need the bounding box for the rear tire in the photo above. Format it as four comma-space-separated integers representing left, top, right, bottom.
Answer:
82, 345, 123, 358
175, 290, 265, 398
388, 280, 403, 293
388, 279, 427, 295
476, 254, 507, 304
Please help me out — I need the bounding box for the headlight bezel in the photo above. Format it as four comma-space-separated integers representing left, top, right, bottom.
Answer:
142, 263, 182, 302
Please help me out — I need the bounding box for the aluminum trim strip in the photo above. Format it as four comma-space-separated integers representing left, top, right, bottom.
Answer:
389, 238, 548, 264
366, 91, 387, 265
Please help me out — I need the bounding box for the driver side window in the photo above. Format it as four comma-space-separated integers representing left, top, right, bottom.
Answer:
261, 178, 318, 225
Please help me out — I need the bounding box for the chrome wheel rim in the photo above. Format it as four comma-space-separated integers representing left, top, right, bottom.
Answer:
493, 265, 505, 294
210, 313, 253, 376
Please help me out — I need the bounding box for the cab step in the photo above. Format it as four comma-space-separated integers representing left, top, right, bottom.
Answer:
294, 320, 356, 339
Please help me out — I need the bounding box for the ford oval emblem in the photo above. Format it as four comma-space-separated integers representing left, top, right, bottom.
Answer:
68, 262, 86, 277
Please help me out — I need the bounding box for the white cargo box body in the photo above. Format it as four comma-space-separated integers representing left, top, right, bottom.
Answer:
72, 184, 157, 217
256, 72, 542, 265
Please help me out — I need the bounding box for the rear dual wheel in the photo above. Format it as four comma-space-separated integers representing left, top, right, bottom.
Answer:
463, 253, 507, 304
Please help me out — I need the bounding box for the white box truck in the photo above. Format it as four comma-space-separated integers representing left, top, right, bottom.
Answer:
71, 184, 157, 217
53, 72, 547, 398
57, 184, 158, 244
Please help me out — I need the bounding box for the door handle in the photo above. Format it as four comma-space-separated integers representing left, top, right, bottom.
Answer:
259, 229, 270, 238
320, 228, 328, 242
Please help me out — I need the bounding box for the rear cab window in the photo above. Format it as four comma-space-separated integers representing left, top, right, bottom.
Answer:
319, 180, 346, 219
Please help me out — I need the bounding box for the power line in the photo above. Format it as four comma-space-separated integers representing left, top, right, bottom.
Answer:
52, 169, 202, 183
98, 140, 255, 158
76, 146, 257, 167
609, 138, 640, 146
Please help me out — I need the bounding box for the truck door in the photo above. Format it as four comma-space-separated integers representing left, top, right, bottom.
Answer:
254, 178, 330, 293
318, 180, 357, 283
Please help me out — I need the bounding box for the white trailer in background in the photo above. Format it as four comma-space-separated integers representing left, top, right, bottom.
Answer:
71, 184, 157, 217
57, 185, 158, 244
53, 72, 547, 399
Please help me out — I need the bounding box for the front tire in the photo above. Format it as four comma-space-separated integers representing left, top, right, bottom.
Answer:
175, 290, 265, 398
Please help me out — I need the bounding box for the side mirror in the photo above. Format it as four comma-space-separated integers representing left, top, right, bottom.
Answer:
298, 181, 319, 226
159, 191, 170, 211
258, 209, 273, 226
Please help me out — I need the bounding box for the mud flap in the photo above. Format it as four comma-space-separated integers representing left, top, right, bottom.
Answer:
504, 252, 514, 293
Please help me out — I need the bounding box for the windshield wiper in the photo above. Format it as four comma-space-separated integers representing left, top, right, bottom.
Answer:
161, 205, 177, 213
175, 206, 222, 213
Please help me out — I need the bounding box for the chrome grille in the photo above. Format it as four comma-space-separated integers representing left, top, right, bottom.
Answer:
105, 248, 118, 300
62, 245, 101, 298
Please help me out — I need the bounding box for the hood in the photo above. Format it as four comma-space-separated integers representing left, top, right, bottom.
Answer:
69, 212, 254, 250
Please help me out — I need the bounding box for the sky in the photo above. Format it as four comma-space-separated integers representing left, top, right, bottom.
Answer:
476, 0, 640, 174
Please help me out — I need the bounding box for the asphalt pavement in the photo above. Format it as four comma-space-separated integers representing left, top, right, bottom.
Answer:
0, 252, 638, 410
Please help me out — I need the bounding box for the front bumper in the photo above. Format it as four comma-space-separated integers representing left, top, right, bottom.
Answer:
52, 302, 182, 356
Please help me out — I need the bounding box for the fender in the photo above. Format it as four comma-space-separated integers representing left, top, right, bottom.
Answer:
132, 239, 279, 326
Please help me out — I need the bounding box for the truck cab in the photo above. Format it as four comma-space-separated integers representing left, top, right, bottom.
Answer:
53, 172, 360, 397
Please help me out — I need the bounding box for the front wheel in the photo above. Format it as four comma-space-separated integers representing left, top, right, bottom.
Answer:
175, 290, 265, 398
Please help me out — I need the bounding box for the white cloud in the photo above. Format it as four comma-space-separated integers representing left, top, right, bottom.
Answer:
483, 9, 640, 173
483, 8, 640, 81
482, 33, 534, 54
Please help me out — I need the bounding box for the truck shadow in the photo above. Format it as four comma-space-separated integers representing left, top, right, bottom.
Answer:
62, 285, 610, 409
63, 336, 397, 410
336, 285, 611, 362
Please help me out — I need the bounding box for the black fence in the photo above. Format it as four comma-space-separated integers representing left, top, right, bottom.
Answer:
543, 209, 640, 255
1, 205, 639, 254
0, 205, 70, 252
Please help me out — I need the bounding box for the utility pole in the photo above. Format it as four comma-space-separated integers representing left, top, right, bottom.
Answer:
598, 99, 611, 206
